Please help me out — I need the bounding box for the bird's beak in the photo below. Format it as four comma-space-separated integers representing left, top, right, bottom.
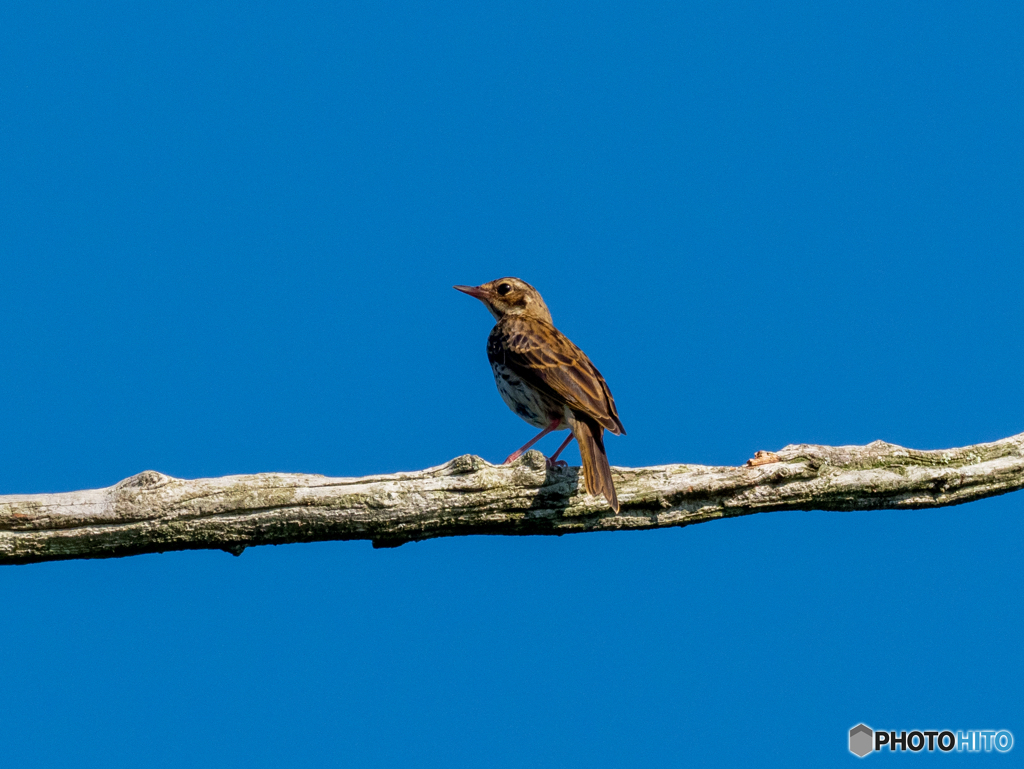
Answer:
453, 284, 489, 300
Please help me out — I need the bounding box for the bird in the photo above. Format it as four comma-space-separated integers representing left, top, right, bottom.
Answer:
454, 277, 625, 512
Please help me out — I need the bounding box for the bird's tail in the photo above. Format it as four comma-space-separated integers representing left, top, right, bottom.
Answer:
572, 414, 619, 513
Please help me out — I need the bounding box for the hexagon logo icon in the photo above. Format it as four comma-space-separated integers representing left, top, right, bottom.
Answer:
850, 724, 874, 757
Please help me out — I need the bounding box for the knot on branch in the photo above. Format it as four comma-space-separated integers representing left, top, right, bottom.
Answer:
115, 470, 174, 490
444, 454, 488, 475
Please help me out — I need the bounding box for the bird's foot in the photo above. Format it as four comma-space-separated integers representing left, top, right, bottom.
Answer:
502, 451, 523, 465
545, 457, 568, 469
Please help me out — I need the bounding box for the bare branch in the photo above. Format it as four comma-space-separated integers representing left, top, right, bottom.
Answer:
2, 432, 1022, 565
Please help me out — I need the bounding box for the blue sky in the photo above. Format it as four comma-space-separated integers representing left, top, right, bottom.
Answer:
1, 1, 1022, 766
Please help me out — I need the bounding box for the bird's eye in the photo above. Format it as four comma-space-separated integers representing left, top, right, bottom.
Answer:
497, 283, 512, 296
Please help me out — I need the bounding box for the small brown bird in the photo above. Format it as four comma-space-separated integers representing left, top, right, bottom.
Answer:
454, 277, 625, 512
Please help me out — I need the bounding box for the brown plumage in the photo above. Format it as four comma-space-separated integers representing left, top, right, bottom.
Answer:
454, 277, 625, 512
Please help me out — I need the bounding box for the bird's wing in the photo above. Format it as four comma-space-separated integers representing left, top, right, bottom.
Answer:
492, 317, 625, 435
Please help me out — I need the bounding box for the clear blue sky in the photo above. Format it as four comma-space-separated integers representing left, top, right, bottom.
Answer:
2, 1, 1022, 766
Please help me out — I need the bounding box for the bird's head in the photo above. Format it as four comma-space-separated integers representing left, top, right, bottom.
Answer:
453, 277, 553, 323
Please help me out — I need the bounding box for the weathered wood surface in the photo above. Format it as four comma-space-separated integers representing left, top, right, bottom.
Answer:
2, 432, 1022, 565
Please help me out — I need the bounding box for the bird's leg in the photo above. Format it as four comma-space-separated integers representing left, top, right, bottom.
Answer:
503, 419, 561, 464
546, 433, 575, 469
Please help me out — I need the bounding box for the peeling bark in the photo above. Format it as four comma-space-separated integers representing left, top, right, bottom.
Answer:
2, 432, 1022, 565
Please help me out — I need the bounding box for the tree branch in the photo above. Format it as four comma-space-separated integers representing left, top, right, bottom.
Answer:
2, 432, 1022, 565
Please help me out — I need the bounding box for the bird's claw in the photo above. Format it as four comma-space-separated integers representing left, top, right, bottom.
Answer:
545, 458, 568, 469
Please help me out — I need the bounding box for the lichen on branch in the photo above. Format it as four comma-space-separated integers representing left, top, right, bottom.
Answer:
2, 431, 1022, 566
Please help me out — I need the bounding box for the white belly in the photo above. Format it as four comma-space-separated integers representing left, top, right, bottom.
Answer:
491, 363, 559, 429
